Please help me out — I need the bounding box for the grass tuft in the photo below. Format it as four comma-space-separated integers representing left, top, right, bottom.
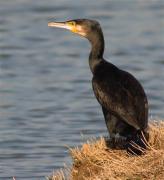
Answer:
49, 122, 164, 180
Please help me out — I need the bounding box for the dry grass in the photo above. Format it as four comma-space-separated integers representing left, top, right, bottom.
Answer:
48, 122, 164, 180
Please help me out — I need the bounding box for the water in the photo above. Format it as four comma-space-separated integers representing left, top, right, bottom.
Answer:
0, 0, 164, 179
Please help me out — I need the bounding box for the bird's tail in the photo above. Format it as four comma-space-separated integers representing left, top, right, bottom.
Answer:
126, 130, 149, 155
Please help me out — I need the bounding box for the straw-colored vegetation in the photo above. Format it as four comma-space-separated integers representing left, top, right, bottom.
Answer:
48, 122, 164, 180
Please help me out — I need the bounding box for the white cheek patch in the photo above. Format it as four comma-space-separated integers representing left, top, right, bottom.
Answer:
76, 25, 83, 31
76, 25, 86, 36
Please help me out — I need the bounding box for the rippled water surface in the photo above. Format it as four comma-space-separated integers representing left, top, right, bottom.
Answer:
0, 0, 164, 179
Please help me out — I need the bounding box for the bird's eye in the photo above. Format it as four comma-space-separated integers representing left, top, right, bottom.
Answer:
68, 21, 76, 26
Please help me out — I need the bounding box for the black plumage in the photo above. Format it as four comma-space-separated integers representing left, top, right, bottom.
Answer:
48, 19, 149, 154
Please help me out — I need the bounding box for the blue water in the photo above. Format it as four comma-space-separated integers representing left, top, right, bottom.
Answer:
0, 0, 164, 179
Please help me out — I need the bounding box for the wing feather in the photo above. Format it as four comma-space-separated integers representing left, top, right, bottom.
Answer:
92, 65, 148, 130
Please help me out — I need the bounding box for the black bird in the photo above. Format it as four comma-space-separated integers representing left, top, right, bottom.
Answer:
48, 19, 149, 154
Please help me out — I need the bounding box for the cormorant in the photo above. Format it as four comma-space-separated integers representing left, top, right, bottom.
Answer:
48, 19, 149, 154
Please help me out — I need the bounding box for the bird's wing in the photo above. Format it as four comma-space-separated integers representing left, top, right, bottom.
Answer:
92, 72, 148, 130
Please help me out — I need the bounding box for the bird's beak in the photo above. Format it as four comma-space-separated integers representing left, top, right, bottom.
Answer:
48, 21, 74, 31
48, 21, 86, 37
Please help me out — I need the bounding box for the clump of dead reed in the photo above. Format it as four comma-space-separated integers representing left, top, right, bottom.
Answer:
48, 121, 164, 180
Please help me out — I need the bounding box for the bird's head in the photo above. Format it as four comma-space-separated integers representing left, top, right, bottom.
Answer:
48, 19, 101, 39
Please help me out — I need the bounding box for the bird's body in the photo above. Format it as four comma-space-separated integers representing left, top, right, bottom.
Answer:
92, 60, 148, 138
48, 19, 149, 154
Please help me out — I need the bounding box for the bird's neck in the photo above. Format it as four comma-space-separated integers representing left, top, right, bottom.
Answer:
88, 30, 105, 73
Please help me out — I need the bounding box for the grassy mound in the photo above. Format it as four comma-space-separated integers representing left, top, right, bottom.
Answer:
48, 122, 164, 180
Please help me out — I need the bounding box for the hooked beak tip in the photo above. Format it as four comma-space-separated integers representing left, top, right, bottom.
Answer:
48, 22, 52, 27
